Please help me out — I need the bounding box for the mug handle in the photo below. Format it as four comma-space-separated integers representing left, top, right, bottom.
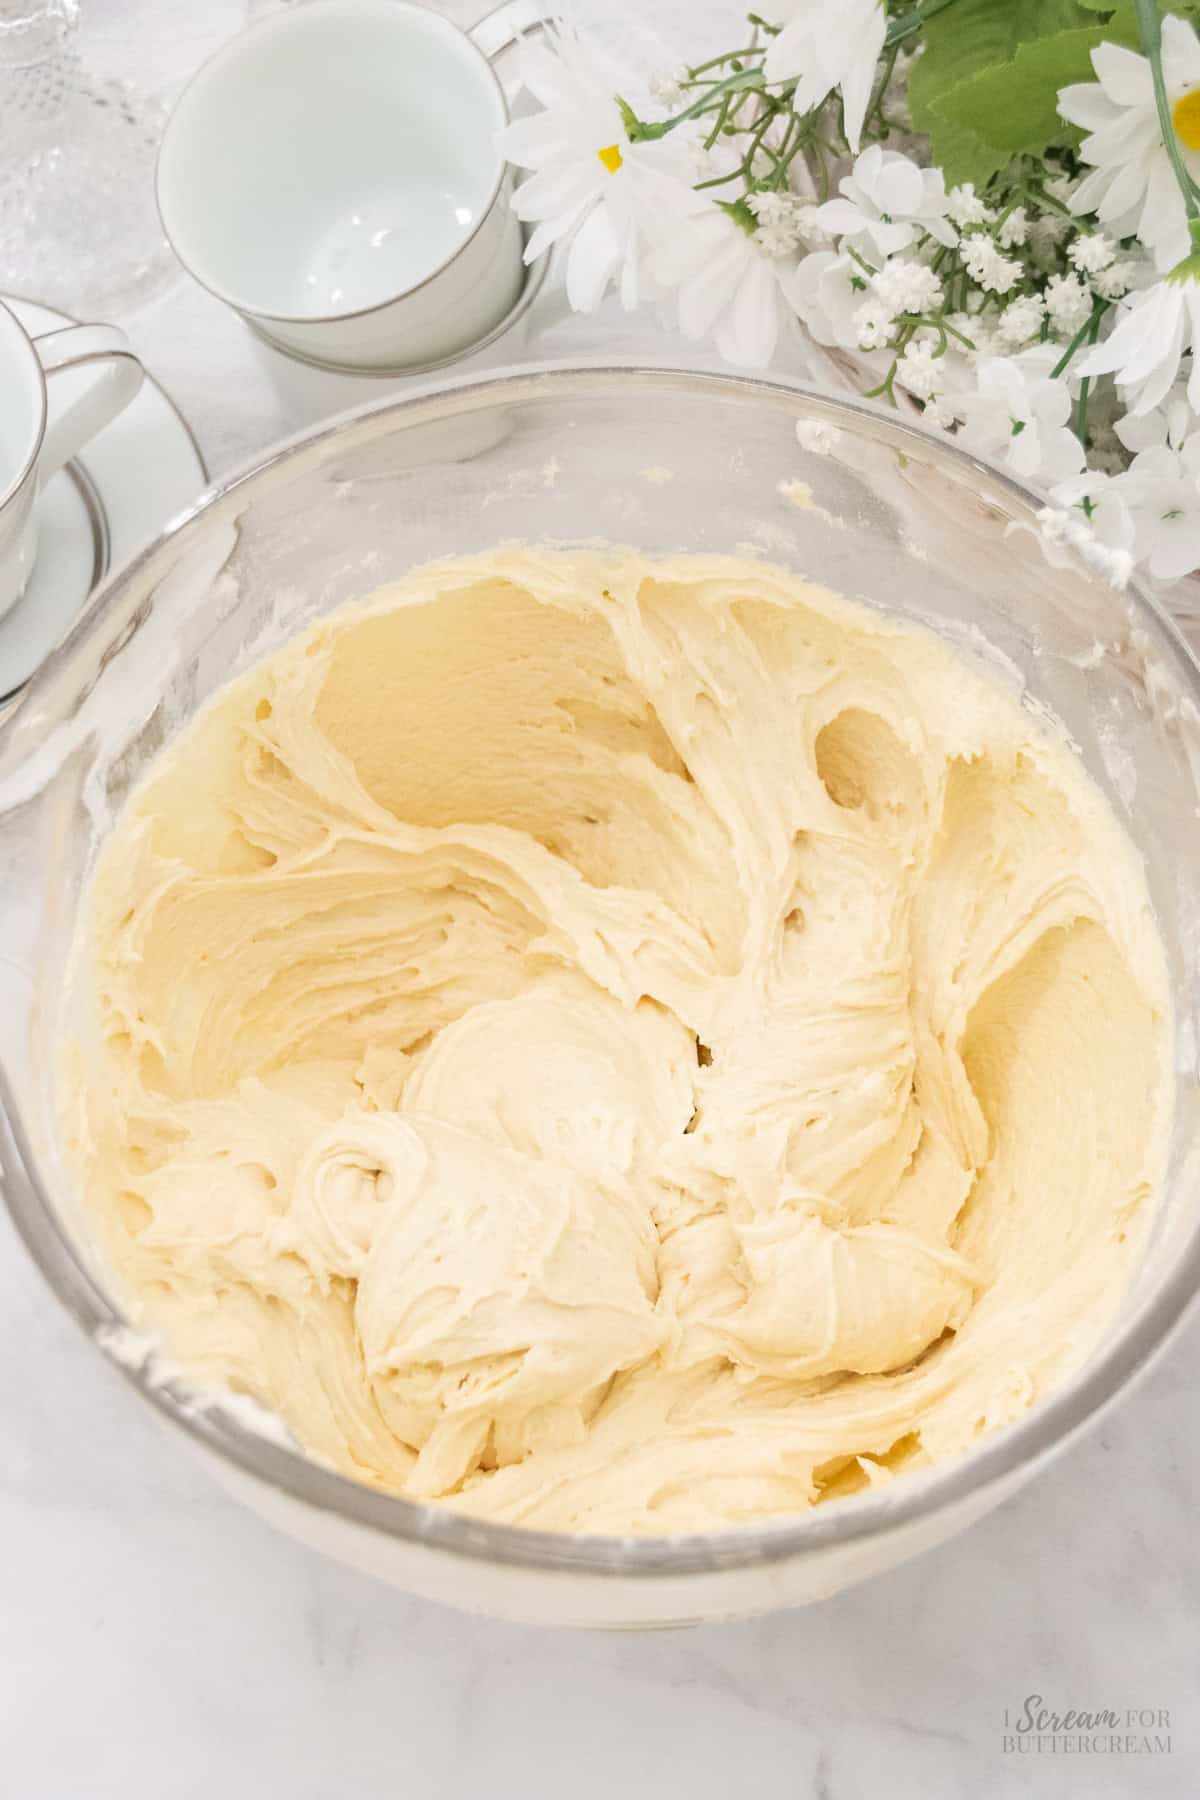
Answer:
31, 325, 144, 484
469, 0, 553, 64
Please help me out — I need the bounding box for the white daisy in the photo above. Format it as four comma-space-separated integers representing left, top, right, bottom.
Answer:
1058, 15, 1200, 273
654, 205, 795, 367
764, 0, 887, 154
1077, 272, 1200, 414
498, 28, 693, 311
955, 355, 1087, 485
814, 145, 956, 257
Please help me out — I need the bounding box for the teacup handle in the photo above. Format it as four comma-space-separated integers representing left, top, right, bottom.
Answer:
469, 0, 553, 63
31, 325, 144, 484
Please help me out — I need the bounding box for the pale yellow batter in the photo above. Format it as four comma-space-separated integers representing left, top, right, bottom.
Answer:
65, 548, 1171, 1533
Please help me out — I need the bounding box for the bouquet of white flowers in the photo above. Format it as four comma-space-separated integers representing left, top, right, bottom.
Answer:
499, 0, 1200, 593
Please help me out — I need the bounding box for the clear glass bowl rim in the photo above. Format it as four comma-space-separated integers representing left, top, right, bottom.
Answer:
3, 359, 1199, 1582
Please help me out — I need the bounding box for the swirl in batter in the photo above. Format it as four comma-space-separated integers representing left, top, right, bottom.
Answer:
67, 549, 1171, 1532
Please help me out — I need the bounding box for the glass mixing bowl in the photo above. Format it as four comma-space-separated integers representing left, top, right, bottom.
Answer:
2, 363, 1199, 1628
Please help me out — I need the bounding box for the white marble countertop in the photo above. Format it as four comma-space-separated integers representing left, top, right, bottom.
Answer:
2, 4, 1199, 1796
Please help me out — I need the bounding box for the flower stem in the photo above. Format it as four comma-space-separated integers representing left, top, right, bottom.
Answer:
1135, 0, 1200, 221
814, 138, 831, 201
1071, 305, 1104, 444
693, 166, 748, 192
766, 112, 808, 189
884, 0, 962, 51
620, 67, 766, 142
704, 92, 735, 149
1021, 179, 1072, 220
867, 42, 901, 136
687, 46, 764, 78
846, 243, 880, 278
1050, 299, 1109, 380
864, 360, 900, 405
1074, 377, 1092, 442
934, 315, 976, 350
742, 104, 780, 170
628, 0, 960, 146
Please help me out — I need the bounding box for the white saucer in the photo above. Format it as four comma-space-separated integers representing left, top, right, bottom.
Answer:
0, 296, 207, 700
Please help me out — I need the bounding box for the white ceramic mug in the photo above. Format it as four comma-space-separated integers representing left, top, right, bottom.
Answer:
156, 0, 547, 373
0, 302, 143, 622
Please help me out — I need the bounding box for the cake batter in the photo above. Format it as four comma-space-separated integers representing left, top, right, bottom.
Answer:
65, 549, 1171, 1532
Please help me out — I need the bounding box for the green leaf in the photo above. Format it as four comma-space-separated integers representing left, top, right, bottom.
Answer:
910, 0, 1200, 189
922, 15, 1144, 186
908, 0, 1095, 139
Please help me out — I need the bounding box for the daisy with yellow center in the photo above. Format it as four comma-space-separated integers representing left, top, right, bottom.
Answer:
498, 26, 694, 314
1174, 85, 1200, 149
1060, 13, 1200, 272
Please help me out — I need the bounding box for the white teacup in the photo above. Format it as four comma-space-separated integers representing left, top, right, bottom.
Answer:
0, 302, 143, 622
157, 0, 544, 372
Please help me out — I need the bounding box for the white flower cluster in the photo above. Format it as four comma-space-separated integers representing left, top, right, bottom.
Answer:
1052, 387, 1200, 582
499, 7, 1200, 588
960, 232, 1022, 295
746, 190, 811, 260
1035, 502, 1134, 590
